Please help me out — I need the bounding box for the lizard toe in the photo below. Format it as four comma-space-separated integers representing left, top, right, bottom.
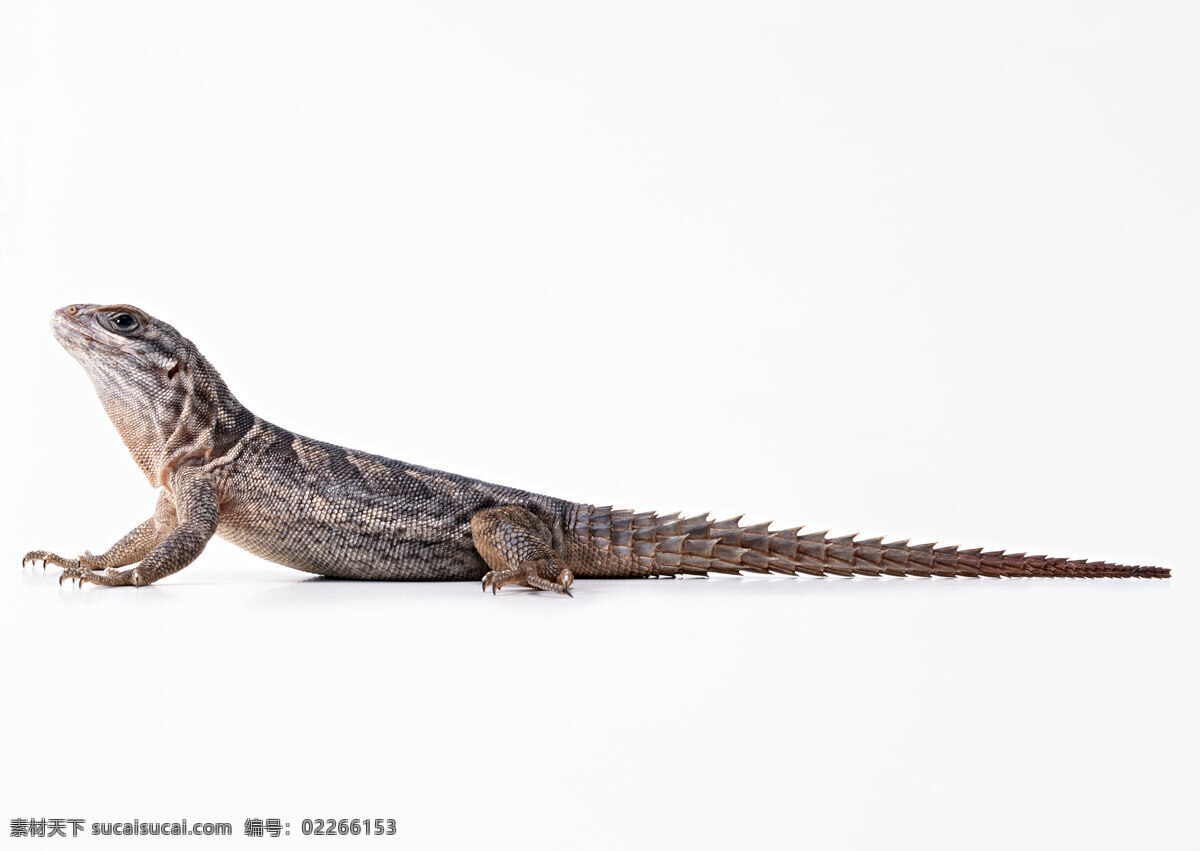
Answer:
58, 566, 84, 587
526, 574, 573, 595
24, 550, 83, 571
24, 550, 55, 569
482, 569, 517, 593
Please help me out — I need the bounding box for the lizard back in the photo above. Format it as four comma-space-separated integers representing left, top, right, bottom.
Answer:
213, 420, 574, 581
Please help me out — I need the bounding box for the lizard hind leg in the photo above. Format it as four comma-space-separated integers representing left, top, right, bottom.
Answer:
471, 506, 574, 596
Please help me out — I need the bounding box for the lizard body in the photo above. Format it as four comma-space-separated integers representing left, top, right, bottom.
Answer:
24, 304, 1169, 593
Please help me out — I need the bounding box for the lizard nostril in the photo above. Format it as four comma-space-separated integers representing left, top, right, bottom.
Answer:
67, 305, 78, 315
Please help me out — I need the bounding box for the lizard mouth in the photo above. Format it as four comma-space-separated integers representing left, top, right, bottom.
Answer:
51, 307, 124, 357
51, 311, 81, 348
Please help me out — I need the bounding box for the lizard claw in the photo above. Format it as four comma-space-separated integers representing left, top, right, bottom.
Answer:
24, 550, 85, 571
57, 566, 133, 588
481, 562, 574, 597
482, 569, 520, 594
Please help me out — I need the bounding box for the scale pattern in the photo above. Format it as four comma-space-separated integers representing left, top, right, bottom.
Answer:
23, 303, 1169, 591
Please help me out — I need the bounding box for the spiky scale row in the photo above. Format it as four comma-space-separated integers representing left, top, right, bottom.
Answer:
569, 505, 1169, 580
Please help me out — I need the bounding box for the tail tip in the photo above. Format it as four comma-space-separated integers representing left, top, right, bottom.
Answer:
1132, 565, 1170, 579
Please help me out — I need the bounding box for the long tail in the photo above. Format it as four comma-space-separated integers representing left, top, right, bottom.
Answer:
565, 505, 1169, 578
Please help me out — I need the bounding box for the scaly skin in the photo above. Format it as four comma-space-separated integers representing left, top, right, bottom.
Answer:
23, 304, 1169, 594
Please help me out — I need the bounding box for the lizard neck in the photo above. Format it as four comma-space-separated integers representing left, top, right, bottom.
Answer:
92, 348, 253, 488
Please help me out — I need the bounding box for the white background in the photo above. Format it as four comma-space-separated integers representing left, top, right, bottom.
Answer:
2, 2, 1197, 849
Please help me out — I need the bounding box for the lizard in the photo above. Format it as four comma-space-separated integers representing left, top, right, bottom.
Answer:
23, 303, 1169, 594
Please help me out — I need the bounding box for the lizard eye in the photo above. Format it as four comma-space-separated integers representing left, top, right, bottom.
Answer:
101, 312, 142, 335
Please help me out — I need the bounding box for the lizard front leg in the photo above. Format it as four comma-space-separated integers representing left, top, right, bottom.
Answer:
56, 473, 219, 588
471, 506, 574, 596
24, 491, 179, 574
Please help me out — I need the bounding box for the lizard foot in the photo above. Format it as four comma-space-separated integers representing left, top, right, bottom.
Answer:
482, 558, 574, 597
58, 566, 138, 588
21, 550, 101, 571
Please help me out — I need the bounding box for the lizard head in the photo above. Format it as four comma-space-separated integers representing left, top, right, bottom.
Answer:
52, 304, 249, 485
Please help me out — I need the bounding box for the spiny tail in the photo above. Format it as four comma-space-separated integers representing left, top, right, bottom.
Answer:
567, 505, 1169, 579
